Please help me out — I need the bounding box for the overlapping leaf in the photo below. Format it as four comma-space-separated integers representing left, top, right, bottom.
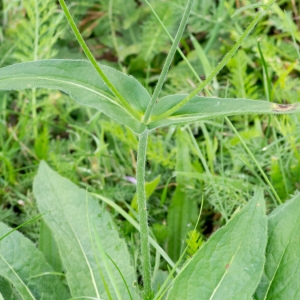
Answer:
167, 190, 267, 300
0, 222, 69, 300
255, 194, 300, 299
0, 60, 150, 133
147, 95, 300, 129
33, 161, 140, 300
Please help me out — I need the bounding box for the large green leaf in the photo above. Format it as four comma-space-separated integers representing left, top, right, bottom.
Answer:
0, 222, 70, 300
167, 129, 198, 261
167, 190, 267, 300
255, 194, 300, 299
0, 60, 150, 133
33, 161, 140, 300
147, 95, 300, 129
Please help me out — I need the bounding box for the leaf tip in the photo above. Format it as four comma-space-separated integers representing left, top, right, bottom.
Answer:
271, 103, 298, 113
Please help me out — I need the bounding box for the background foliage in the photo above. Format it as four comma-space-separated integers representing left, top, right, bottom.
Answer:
0, 0, 300, 292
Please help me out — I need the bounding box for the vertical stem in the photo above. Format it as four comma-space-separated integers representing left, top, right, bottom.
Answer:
136, 130, 152, 297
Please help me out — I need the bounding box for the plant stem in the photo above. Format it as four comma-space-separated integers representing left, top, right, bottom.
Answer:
58, 0, 140, 120
136, 130, 152, 297
153, 0, 276, 121
91, 193, 176, 270
143, 0, 195, 123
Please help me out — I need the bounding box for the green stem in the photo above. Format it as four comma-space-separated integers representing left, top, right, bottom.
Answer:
143, 0, 195, 123
136, 130, 152, 297
58, 0, 140, 120
91, 193, 176, 270
152, 0, 276, 121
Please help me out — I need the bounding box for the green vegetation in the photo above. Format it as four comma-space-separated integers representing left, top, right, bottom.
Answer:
1, 0, 300, 299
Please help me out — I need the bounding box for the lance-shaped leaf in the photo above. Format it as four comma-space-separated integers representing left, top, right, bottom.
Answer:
0, 60, 150, 134
33, 161, 140, 300
255, 194, 300, 299
147, 95, 300, 130
0, 222, 70, 300
167, 190, 267, 300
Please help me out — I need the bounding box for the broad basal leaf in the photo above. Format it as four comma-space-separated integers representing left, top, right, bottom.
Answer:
0, 222, 70, 300
33, 161, 140, 300
0, 60, 150, 133
255, 194, 300, 299
147, 95, 300, 129
167, 190, 267, 300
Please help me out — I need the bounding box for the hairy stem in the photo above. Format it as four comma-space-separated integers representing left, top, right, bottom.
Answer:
136, 130, 152, 297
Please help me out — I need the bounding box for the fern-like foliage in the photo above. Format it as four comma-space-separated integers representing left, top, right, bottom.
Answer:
8, 0, 64, 62
101, 119, 176, 170
138, 1, 182, 62
186, 229, 204, 257
227, 50, 260, 99
0, 0, 66, 239
0, 1, 22, 66
137, 0, 220, 63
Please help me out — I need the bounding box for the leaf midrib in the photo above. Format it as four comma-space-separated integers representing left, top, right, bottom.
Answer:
0, 76, 122, 108
43, 167, 101, 298
262, 210, 300, 300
